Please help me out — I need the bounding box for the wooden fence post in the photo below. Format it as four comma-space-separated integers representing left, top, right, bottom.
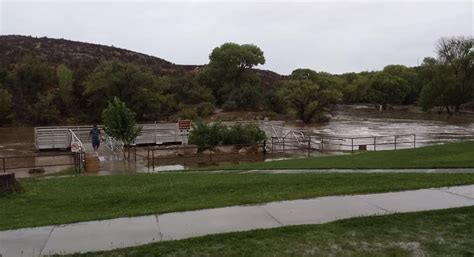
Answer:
374, 137, 376, 151
414, 134, 416, 149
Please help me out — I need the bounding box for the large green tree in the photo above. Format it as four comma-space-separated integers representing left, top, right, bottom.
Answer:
278, 69, 341, 123
434, 36, 473, 112
341, 72, 372, 103
56, 64, 74, 112
84, 61, 177, 121
366, 72, 411, 109
198, 43, 265, 107
382, 65, 421, 104
5, 55, 57, 122
0, 87, 13, 123
30, 91, 60, 124
417, 37, 473, 113
419, 58, 458, 113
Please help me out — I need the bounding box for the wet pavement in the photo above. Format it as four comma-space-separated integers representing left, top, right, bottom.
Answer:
1, 184, 474, 256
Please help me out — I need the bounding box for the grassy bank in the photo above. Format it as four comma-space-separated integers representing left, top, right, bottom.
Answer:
60, 206, 474, 257
212, 141, 474, 170
2, 172, 474, 230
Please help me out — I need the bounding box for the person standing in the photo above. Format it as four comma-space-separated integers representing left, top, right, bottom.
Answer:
89, 125, 101, 151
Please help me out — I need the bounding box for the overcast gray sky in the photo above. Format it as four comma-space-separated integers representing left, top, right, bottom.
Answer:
1, 0, 472, 74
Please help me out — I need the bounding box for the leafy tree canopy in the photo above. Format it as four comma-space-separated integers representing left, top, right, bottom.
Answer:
366, 72, 411, 109
198, 43, 265, 106
279, 69, 342, 123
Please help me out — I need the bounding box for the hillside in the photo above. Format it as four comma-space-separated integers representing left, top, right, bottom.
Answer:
0, 35, 282, 80
0, 35, 284, 125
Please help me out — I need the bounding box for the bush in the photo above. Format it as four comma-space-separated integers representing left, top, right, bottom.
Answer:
222, 100, 238, 111
177, 108, 198, 120
196, 102, 215, 117
188, 122, 227, 151
222, 123, 266, 145
189, 122, 266, 151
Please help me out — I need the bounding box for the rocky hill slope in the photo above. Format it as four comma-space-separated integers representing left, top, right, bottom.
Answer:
0, 35, 282, 81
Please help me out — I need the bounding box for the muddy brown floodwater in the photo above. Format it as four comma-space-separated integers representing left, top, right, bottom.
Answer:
285, 105, 474, 151
1, 105, 473, 176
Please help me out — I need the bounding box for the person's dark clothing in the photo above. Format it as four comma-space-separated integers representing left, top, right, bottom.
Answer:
90, 128, 101, 149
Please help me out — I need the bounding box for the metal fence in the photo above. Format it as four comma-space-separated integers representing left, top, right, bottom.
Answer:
1, 152, 82, 175
269, 133, 417, 155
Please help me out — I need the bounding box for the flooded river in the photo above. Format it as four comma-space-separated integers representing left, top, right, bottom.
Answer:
314, 105, 474, 139
1, 105, 473, 176
284, 105, 474, 151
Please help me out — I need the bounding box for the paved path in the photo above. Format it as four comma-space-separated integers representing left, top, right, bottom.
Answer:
1, 185, 474, 257
237, 168, 474, 174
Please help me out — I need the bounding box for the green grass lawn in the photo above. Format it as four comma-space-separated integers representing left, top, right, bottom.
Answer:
58, 206, 474, 257
2, 172, 474, 230
212, 141, 474, 170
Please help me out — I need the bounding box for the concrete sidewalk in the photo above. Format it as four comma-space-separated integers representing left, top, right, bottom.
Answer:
1, 185, 474, 257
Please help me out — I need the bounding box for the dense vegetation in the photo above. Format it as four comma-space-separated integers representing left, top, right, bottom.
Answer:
3, 172, 474, 230
0, 35, 472, 125
189, 122, 266, 151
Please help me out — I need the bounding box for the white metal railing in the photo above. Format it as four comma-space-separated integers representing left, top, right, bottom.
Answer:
69, 129, 85, 172
104, 133, 124, 153
69, 129, 85, 153
260, 121, 306, 145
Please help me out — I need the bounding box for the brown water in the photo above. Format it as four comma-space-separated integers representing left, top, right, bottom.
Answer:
285, 105, 474, 151
316, 105, 474, 138
1, 105, 473, 176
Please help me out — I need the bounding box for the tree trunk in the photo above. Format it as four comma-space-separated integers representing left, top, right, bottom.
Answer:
445, 106, 451, 114
0, 172, 22, 195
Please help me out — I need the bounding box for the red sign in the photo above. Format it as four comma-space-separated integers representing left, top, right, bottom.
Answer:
178, 120, 192, 130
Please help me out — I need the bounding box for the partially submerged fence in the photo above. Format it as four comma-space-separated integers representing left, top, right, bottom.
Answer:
127, 133, 417, 171
133, 143, 269, 171
0, 152, 82, 176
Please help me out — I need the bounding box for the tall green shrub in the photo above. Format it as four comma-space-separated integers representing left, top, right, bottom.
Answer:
102, 97, 142, 145
189, 122, 266, 151
222, 123, 266, 145
0, 88, 13, 123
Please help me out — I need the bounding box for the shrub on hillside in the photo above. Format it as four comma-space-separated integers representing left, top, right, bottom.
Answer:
222, 100, 238, 112
196, 102, 215, 117
177, 108, 198, 120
